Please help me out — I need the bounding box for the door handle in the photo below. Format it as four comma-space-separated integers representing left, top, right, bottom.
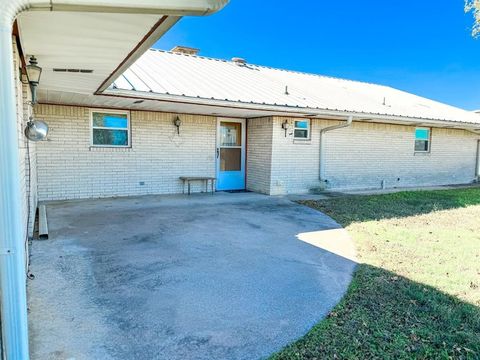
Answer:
216, 148, 220, 158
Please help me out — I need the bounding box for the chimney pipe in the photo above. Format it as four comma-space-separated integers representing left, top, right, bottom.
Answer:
171, 46, 199, 55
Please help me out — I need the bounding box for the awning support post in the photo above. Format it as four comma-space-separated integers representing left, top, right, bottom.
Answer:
0, 20, 30, 360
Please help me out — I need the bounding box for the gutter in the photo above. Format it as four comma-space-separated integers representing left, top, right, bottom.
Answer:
0, 1, 228, 359
319, 116, 353, 182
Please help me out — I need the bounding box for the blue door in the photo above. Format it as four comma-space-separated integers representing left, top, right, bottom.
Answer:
216, 118, 246, 191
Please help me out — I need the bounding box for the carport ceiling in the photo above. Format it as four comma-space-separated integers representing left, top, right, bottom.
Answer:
17, 11, 177, 95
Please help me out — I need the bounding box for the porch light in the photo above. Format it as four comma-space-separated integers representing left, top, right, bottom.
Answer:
174, 116, 182, 135
26, 56, 42, 104
282, 120, 290, 137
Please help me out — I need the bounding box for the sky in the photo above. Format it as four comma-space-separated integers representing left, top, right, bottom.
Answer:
154, 0, 480, 110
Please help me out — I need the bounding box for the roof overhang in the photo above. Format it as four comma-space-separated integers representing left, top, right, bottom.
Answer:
14, 0, 228, 99
102, 89, 480, 130
37, 87, 480, 133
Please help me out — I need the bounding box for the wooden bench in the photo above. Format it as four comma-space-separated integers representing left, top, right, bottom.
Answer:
179, 176, 216, 195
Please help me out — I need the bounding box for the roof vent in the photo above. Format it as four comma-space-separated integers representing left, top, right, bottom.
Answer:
232, 57, 247, 65
53, 68, 93, 73
171, 46, 199, 55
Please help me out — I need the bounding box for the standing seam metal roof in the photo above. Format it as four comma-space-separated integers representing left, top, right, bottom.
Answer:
111, 49, 480, 125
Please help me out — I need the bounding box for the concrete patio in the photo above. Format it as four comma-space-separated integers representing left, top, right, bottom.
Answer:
28, 192, 356, 360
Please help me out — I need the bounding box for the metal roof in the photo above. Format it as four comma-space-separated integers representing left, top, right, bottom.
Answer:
111, 49, 480, 126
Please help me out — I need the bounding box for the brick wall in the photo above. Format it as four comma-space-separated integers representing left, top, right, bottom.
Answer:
270, 117, 322, 195
13, 36, 37, 241
323, 121, 479, 190
35, 105, 216, 200
35, 105, 479, 200
269, 117, 479, 194
246, 117, 273, 194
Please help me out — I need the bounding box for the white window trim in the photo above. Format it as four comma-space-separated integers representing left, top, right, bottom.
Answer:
293, 119, 311, 140
90, 109, 131, 148
414, 127, 431, 153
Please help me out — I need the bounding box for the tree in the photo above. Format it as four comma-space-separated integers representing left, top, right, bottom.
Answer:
466, 0, 480, 37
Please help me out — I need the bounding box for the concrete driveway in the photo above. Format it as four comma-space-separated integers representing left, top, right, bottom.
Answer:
28, 192, 356, 360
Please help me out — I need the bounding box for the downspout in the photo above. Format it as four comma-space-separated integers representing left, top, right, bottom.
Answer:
464, 129, 480, 182
319, 116, 353, 183
476, 140, 480, 182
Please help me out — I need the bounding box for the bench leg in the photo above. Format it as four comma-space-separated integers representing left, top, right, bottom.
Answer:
188, 181, 191, 195
182, 179, 185, 194
211, 179, 214, 194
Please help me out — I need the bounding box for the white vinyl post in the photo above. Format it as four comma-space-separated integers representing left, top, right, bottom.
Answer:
0, 18, 30, 360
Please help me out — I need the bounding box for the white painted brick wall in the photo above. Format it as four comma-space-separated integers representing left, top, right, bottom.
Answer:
34, 105, 479, 200
35, 105, 216, 200
270, 117, 479, 194
270, 117, 322, 195
13, 36, 37, 240
323, 121, 479, 190
246, 117, 273, 194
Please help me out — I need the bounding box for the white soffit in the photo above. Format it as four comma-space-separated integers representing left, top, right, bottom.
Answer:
17, 11, 173, 95
36, 89, 288, 118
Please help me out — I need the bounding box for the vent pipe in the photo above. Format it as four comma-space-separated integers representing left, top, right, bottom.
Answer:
171, 46, 199, 55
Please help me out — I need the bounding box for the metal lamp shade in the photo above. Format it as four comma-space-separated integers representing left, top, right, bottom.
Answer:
25, 120, 48, 141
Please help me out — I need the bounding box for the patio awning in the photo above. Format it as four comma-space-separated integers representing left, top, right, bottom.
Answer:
15, 0, 228, 98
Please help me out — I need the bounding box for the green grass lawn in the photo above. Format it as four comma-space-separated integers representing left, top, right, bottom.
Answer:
270, 187, 480, 360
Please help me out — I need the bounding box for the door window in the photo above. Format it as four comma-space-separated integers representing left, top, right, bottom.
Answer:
219, 122, 242, 172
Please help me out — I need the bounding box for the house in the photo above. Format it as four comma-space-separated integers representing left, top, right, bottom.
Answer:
33, 48, 480, 201
2, 1, 480, 357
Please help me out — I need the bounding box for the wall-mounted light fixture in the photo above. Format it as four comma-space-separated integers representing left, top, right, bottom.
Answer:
173, 116, 182, 135
281, 120, 290, 137
25, 116, 48, 142
26, 56, 42, 105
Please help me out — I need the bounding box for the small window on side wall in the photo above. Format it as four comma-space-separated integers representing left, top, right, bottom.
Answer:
294, 120, 310, 139
91, 111, 130, 147
414, 127, 430, 152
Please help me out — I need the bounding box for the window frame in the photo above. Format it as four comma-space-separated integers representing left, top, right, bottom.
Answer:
293, 119, 311, 140
90, 109, 131, 148
414, 127, 431, 153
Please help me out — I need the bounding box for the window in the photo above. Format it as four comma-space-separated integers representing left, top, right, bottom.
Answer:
91, 111, 130, 147
294, 120, 310, 139
414, 127, 430, 152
